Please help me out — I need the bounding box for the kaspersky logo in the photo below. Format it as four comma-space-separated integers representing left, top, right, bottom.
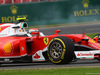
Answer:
10, 5, 18, 15
82, 0, 89, 8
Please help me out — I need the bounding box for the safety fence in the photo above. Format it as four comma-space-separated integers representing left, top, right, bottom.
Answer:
0, 0, 100, 26
0, 0, 63, 4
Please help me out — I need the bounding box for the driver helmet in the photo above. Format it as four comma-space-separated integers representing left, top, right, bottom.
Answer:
29, 28, 39, 33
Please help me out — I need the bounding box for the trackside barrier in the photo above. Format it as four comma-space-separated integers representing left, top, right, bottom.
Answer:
0, 0, 100, 26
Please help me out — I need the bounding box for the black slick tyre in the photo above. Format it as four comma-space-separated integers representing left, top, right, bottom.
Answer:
93, 34, 100, 43
93, 34, 100, 61
47, 36, 75, 64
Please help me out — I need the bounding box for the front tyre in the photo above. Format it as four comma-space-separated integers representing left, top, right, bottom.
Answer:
47, 36, 75, 64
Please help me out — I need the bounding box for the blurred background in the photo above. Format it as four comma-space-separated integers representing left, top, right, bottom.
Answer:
0, 0, 100, 26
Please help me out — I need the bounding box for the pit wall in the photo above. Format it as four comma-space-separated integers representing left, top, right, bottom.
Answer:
0, 0, 100, 26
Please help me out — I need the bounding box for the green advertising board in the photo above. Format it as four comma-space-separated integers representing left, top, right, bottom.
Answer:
0, 0, 100, 26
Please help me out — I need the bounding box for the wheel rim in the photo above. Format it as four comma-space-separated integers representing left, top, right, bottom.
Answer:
50, 42, 63, 59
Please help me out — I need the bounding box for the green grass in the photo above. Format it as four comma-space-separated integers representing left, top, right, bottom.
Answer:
0, 67, 100, 75
86, 33, 99, 38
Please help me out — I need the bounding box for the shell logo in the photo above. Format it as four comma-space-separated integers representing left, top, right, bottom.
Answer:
3, 43, 12, 54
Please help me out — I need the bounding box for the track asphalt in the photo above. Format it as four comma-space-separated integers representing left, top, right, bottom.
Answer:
39, 24, 100, 35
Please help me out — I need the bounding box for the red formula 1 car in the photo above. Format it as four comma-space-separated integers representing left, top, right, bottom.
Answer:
0, 18, 100, 65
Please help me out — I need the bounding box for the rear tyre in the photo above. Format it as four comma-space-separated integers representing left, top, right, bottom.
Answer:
93, 34, 100, 61
93, 34, 100, 43
47, 36, 75, 64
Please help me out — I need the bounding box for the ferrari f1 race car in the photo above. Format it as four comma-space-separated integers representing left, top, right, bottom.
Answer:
0, 18, 100, 65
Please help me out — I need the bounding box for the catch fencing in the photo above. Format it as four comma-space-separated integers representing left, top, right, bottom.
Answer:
0, 0, 100, 26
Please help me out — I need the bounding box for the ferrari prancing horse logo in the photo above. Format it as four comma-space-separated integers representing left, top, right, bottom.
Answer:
43, 37, 49, 45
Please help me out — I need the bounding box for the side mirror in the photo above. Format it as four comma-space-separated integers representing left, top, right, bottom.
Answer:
56, 30, 60, 33
53, 30, 61, 35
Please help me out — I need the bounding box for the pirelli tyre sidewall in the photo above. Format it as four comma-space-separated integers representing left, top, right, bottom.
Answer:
93, 34, 100, 43
47, 36, 75, 64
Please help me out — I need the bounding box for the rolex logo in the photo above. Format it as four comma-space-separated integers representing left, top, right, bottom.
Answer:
10, 5, 18, 15
82, 0, 89, 8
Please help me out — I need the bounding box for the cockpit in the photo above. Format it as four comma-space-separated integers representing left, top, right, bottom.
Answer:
0, 18, 45, 37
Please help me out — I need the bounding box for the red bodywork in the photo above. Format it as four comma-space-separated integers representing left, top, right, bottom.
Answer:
0, 21, 100, 63
0, 33, 100, 58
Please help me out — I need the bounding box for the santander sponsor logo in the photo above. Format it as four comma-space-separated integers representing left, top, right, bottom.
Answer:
77, 53, 93, 56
